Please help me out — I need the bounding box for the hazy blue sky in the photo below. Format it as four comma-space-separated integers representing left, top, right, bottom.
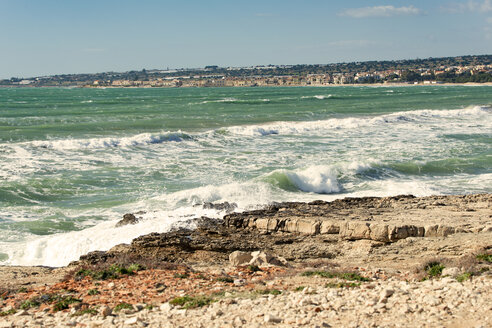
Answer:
1, 0, 492, 78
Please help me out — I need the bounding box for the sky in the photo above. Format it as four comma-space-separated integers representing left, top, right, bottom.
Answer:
1, 0, 492, 79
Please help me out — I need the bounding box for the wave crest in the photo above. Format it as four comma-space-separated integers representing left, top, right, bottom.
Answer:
30, 132, 192, 150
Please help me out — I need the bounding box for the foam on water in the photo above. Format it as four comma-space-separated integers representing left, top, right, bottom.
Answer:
28, 131, 191, 150
225, 105, 491, 136
1, 166, 455, 267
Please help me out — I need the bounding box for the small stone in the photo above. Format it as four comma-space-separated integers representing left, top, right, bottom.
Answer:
233, 279, 245, 286
124, 317, 140, 325
442, 267, 460, 277
160, 303, 172, 312
107, 282, 115, 289
13, 310, 29, 316
264, 314, 283, 323
100, 305, 112, 317
133, 304, 145, 312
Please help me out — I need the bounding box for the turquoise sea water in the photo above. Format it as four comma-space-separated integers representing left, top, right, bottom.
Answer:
0, 86, 491, 266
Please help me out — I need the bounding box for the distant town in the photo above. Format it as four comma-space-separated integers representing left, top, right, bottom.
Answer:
2, 55, 492, 88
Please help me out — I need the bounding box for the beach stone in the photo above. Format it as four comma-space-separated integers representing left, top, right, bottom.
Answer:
99, 305, 112, 317
202, 202, 237, 213
229, 251, 252, 266
124, 317, 139, 325
442, 267, 460, 277
264, 314, 282, 323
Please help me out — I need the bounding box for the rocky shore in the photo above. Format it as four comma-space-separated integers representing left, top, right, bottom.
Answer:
1, 194, 491, 327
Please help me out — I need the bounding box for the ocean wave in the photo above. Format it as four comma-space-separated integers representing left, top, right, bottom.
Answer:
300, 95, 333, 100
194, 97, 271, 105
263, 162, 376, 194
29, 131, 193, 150
225, 105, 491, 136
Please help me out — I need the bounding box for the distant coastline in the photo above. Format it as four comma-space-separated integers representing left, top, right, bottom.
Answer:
2, 82, 492, 89
2, 54, 491, 88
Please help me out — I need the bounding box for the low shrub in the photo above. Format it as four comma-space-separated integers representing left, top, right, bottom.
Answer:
301, 270, 369, 281
113, 303, 133, 312
53, 296, 81, 312
476, 254, 492, 263
456, 272, 473, 283
425, 262, 445, 278
169, 296, 215, 309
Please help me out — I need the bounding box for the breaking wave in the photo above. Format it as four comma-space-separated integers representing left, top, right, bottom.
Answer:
28, 132, 193, 150
225, 105, 491, 136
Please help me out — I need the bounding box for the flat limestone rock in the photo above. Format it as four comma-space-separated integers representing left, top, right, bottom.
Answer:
224, 194, 492, 242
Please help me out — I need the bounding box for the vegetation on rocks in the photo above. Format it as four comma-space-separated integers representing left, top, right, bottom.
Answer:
476, 253, 492, 263
0, 309, 16, 316
72, 308, 98, 316
113, 303, 133, 312
456, 272, 473, 283
75, 263, 144, 281
87, 289, 100, 295
52, 296, 81, 312
425, 262, 445, 278
301, 271, 369, 282
325, 282, 361, 288
254, 289, 282, 296
169, 296, 215, 309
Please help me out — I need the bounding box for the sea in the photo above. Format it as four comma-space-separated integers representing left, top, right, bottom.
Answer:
0, 86, 491, 267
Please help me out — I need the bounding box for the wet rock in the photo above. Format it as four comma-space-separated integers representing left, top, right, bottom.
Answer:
202, 202, 237, 213
116, 214, 140, 227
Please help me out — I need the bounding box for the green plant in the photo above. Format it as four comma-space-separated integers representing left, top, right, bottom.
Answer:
75, 263, 142, 281
476, 254, 492, 263
16, 287, 28, 293
295, 286, 305, 292
20, 299, 40, 310
216, 276, 234, 283
173, 273, 189, 279
72, 308, 98, 316
169, 296, 215, 309
127, 263, 145, 272
52, 296, 81, 312
113, 303, 133, 312
301, 271, 336, 278
337, 273, 370, 282
255, 289, 282, 295
425, 262, 445, 278
456, 272, 473, 282
0, 309, 16, 316
169, 296, 193, 306
326, 282, 361, 288
87, 289, 100, 295
301, 271, 369, 281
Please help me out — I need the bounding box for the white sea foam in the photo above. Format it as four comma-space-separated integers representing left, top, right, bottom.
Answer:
29, 131, 189, 150
1, 181, 278, 267
225, 105, 491, 136
284, 165, 340, 194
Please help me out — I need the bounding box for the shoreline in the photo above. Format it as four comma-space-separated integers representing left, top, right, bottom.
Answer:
2, 82, 492, 89
1, 193, 491, 327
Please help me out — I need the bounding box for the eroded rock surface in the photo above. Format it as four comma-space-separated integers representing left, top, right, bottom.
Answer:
73, 194, 491, 272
